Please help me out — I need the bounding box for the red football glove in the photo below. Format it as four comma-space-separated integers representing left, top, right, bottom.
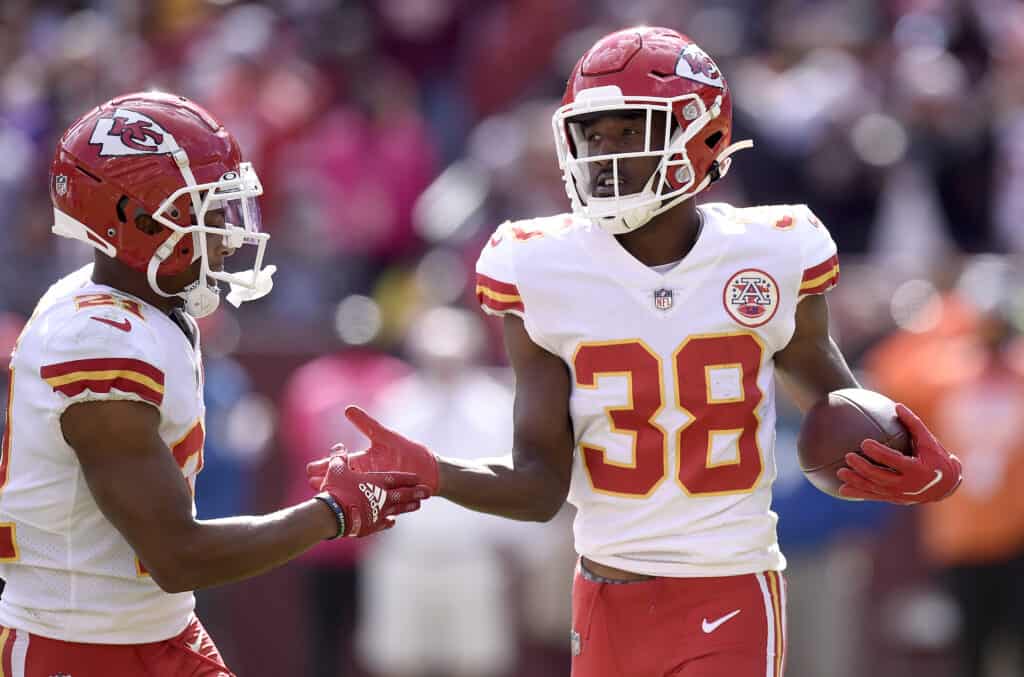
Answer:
317, 453, 431, 537
307, 406, 440, 495
836, 404, 963, 505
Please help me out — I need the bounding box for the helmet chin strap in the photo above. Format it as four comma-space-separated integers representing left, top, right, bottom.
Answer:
588, 170, 662, 234
146, 242, 222, 319
180, 283, 221, 318
140, 148, 227, 319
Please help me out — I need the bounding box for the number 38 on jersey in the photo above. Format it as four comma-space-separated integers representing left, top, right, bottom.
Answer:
573, 333, 766, 498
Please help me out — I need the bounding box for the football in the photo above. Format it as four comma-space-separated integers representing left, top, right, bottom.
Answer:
797, 388, 911, 497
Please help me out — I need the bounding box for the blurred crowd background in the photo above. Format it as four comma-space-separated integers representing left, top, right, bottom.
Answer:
2, 0, 1024, 676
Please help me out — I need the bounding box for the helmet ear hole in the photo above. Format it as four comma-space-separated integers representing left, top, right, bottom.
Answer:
134, 212, 163, 236
704, 131, 724, 149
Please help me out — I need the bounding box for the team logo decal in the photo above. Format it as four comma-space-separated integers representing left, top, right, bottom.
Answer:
723, 269, 779, 327
89, 108, 181, 156
654, 288, 674, 311
54, 174, 68, 196
675, 44, 725, 89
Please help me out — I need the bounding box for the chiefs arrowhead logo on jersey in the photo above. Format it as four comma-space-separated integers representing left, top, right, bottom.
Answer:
675, 44, 725, 89
723, 269, 779, 327
89, 108, 181, 156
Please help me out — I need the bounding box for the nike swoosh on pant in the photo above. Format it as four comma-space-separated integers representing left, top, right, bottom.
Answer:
702, 609, 742, 633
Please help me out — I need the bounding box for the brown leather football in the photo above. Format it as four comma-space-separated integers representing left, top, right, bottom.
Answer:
797, 388, 911, 497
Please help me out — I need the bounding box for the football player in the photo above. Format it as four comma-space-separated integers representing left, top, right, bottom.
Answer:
310, 27, 962, 676
0, 92, 430, 676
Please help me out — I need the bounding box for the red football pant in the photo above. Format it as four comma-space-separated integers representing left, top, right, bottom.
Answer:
571, 565, 787, 677
0, 615, 234, 676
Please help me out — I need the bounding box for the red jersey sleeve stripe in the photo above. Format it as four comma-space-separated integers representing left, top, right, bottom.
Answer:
475, 273, 520, 297
41, 358, 164, 385
49, 377, 164, 406
799, 273, 840, 296
0, 523, 17, 561
478, 294, 525, 315
801, 254, 839, 283
476, 273, 524, 314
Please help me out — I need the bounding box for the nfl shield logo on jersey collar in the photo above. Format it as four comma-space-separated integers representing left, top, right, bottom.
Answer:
654, 288, 674, 311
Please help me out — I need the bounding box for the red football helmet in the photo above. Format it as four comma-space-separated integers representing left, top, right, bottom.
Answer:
552, 27, 752, 233
50, 91, 274, 317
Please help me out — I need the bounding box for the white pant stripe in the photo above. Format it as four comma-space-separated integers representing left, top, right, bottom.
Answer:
10, 628, 28, 677
755, 572, 776, 677
779, 575, 788, 672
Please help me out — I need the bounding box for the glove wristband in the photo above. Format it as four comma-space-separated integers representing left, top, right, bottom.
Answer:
314, 492, 347, 540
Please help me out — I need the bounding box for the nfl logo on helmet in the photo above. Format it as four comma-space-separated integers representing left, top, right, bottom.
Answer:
654, 288, 673, 311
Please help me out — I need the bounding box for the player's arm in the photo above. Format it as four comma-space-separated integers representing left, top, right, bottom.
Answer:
436, 314, 574, 521
774, 295, 962, 503
774, 294, 859, 411
313, 314, 575, 522
61, 400, 427, 593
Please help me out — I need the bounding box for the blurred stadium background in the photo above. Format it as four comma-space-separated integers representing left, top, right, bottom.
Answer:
2, 1, 1024, 676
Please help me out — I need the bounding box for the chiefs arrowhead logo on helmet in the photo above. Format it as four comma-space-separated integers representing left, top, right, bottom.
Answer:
88, 108, 181, 156
675, 44, 724, 89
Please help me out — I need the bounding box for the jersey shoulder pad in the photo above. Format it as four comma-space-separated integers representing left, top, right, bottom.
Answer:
722, 203, 839, 296
723, 202, 809, 230
35, 295, 166, 408
475, 214, 585, 318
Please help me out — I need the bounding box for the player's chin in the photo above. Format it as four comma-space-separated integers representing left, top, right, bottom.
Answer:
159, 260, 221, 296
159, 266, 200, 294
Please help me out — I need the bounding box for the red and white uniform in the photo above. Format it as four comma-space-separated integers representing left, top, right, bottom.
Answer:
476, 203, 838, 676
477, 203, 837, 578
0, 617, 231, 677
0, 265, 206, 645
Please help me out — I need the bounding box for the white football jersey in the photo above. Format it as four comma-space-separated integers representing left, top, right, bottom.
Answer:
476, 203, 839, 577
0, 264, 205, 643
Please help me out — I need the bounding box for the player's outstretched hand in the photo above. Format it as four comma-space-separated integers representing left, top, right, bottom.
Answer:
836, 404, 963, 504
309, 406, 441, 494
316, 453, 431, 537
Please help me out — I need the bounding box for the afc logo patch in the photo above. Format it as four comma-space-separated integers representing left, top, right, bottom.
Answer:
723, 269, 779, 327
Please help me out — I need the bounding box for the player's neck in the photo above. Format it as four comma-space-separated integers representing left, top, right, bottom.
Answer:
614, 201, 702, 267
91, 256, 182, 315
